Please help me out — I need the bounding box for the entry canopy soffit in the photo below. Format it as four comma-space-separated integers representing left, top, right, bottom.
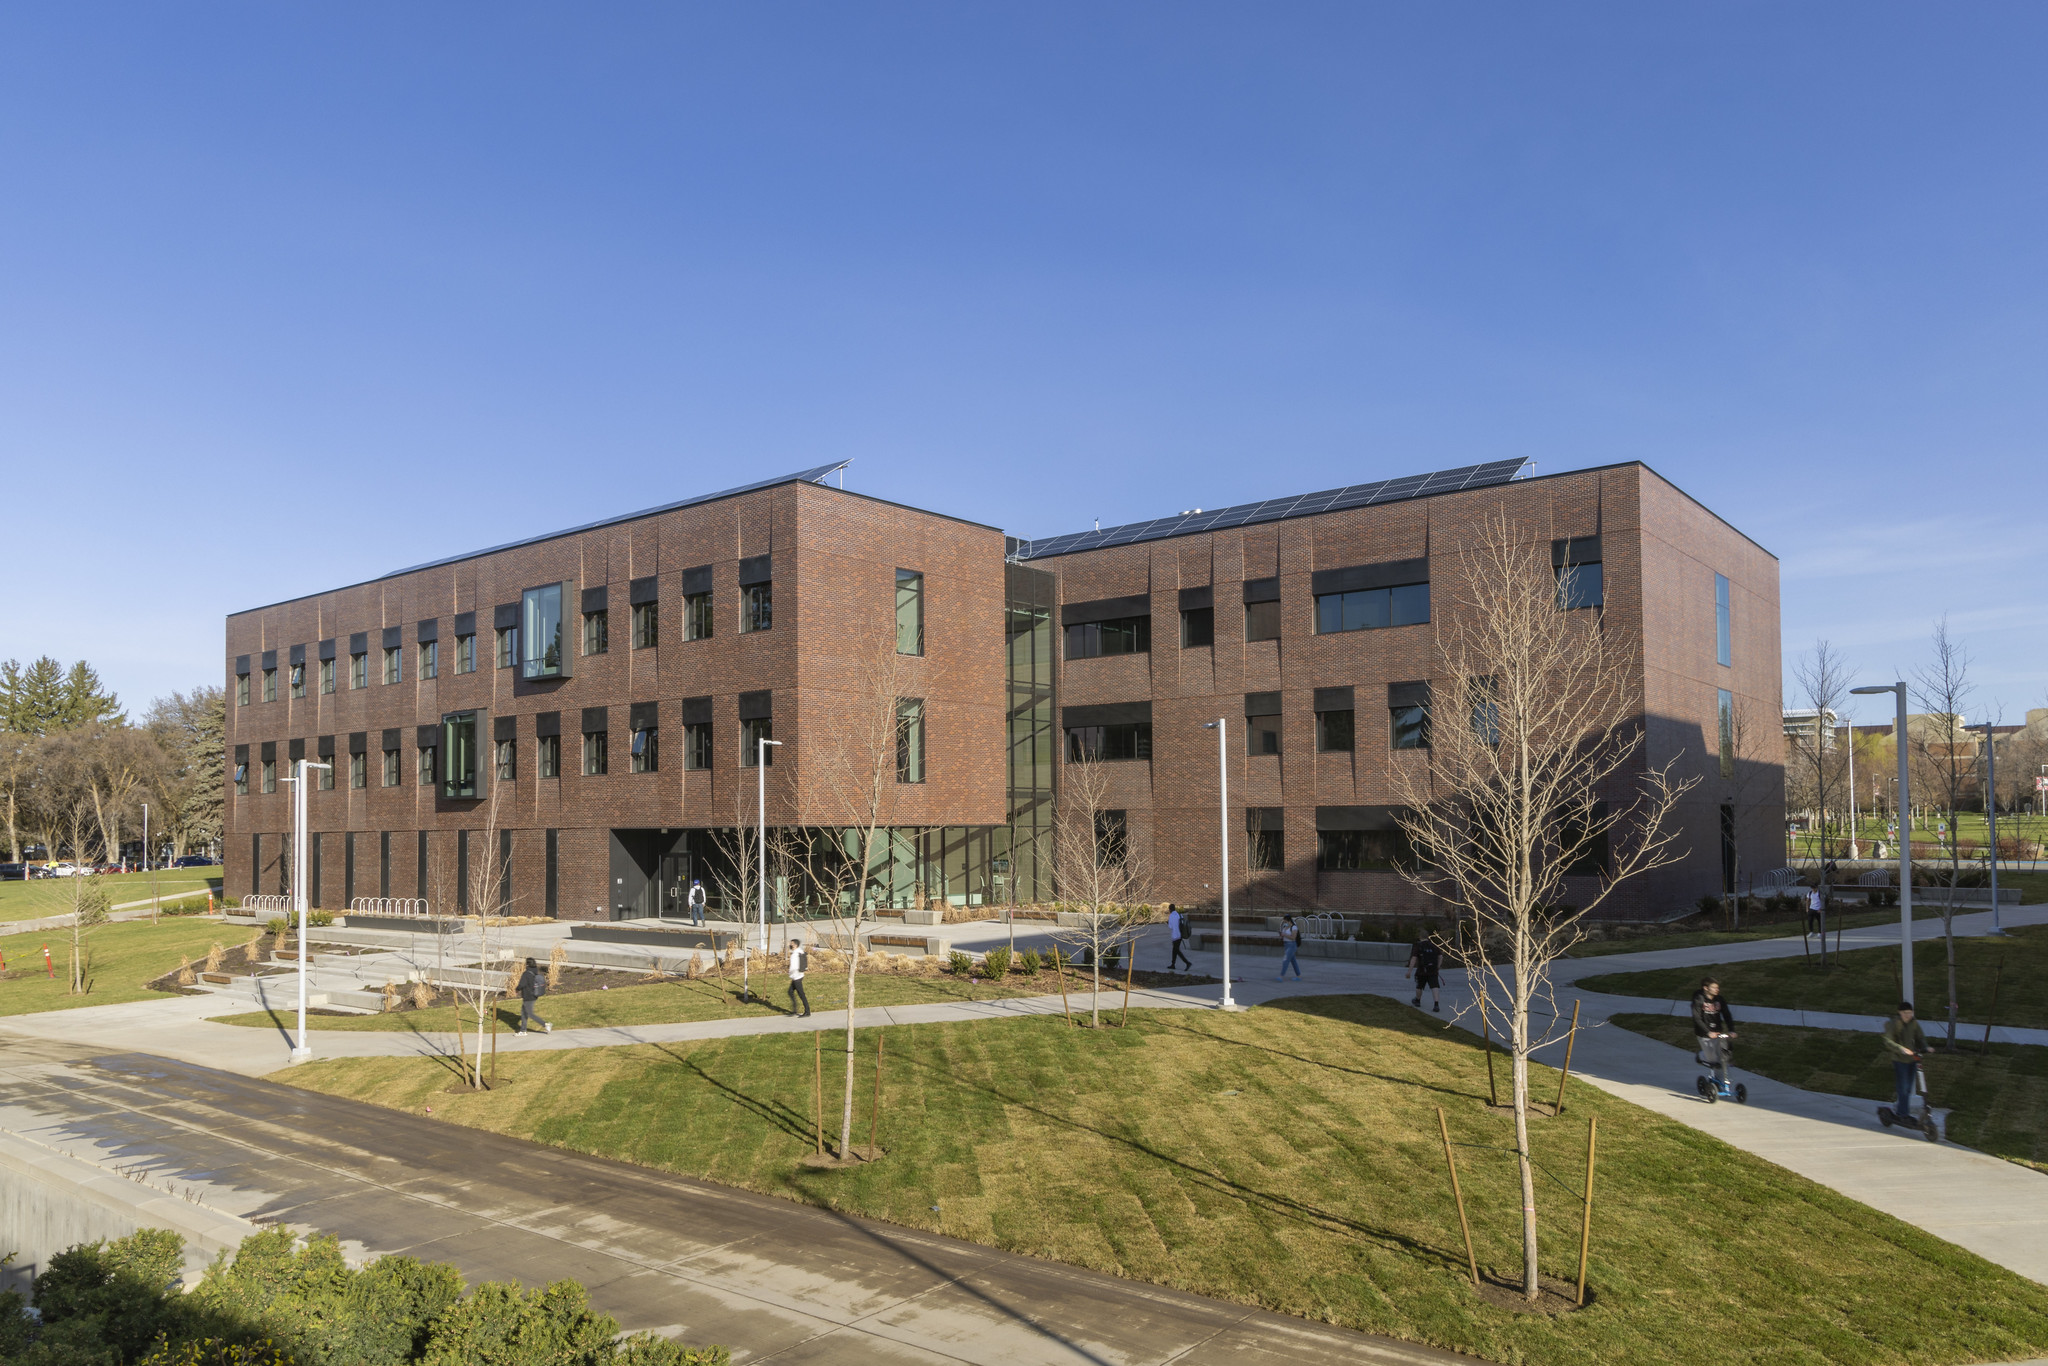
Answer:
382, 461, 852, 580
1009, 458, 1529, 561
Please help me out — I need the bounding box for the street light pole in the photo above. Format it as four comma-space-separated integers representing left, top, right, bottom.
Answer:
289, 758, 331, 1063
1851, 683, 1913, 1007
1845, 720, 1859, 860
1202, 718, 1236, 1010
1966, 722, 2005, 936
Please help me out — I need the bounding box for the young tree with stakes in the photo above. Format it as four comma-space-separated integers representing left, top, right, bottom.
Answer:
1046, 755, 1153, 1027
1392, 510, 1695, 1304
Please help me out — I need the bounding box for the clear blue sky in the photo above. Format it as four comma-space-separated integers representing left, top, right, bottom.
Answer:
3, 5, 2042, 729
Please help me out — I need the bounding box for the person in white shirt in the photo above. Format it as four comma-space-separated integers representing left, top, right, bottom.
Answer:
788, 936, 811, 1017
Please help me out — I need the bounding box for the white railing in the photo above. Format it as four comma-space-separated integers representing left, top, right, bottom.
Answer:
244, 894, 292, 915
348, 897, 434, 918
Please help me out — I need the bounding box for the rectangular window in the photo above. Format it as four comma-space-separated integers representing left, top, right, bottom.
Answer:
684, 591, 712, 641
742, 584, 773, 633
418, 745, 436, 787
515, 583, 566, 679
896, 570, 924, 656
632, 602, 659, 650
1469, 677, 1500, 745
290, 663, 306, 698
262, 759, 276, 793
1715, 573, 1732, 667
538, 734, 560, 778
496, 627, 517, 669
1095, 810, 1128, 866
382, 749, 400, 787
320, 659, 336, 694
497, 738, 517, 781
263, 668, 277, 702
1391, 704, 1431, 750
1315, 583, 1429, 634
350, 653, 368, 688
1316, 708, 1354, 752
383, 647, 400, 684
1247, 811, 1284, 872
583, 731, 608, 776
1063, 616, 1149, 659
1718, 688, 1735, 779
582, 609, 609, 656
896, 698, 926, 782
1556, 561, 1604, 610
441, 712, 480, 800
234, 761, 248, 795
318, 760, 334, 790
420, 641, 438, 680
1065, 723, 1152, 762
683, 723, 712, 770
741, 717, 774, 764
454, 634, 476, 674
350, 752, 367, 789
1246, 713, 1281, 756
1316, 828, 1411, 871
1244, 600, 1282, 643
1180, 607, 1213, 648
236, 674, 250, 706
631, 726, 658, 773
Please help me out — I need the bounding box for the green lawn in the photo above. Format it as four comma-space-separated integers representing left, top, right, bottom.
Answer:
0, 869, 221, 922
1613, 1014, 2048, 1174
1578, 924, 2048, 1029
0, 917, 248, 1015
281, 996, 2048, 1366
210, 966, 1079, 1032
1567, 905, 1946, 959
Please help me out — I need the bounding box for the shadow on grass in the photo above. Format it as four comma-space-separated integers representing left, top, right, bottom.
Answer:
652, 1045, 815, 1145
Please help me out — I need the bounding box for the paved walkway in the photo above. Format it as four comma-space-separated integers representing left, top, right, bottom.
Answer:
0, 1043, 1469, 1366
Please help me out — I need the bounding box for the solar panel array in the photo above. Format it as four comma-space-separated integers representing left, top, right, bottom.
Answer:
384, 460, 852, 579
1009, 457, 1530, 561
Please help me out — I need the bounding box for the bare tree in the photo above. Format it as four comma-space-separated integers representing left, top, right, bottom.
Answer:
1046, 756, 1153, 1027
1790, 641, 1851, 874
706, 780, 788, 1004
1910, 618, 1974, 1048
1391, 510, 1695, 1303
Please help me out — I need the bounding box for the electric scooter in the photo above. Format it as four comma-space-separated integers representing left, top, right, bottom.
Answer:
1694, 1036, 1747, 1104
1877, 1064, 1941, 1142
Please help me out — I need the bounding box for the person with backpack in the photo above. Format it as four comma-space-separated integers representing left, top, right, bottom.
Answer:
787, 935, 812, 1017
687, 878, 707, 927
514, 956, 551, 1036
1405, 933, 1443, 1012
1275, 914, 1303, 981
1166, 903, 1193, 972
1691, 976, 1736, 1092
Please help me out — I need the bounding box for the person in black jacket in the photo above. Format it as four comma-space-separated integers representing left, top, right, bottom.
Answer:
514, 956, 551, 1035
1691, 977, 1735, 1091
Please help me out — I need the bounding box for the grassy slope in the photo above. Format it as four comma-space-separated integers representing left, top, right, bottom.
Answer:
209, 967, 1082, 1032
1612, 1013, 2048, 1174
1578, 924, 2048, 1029
0, 870, 221, 922
282, 996, 2048, 1366
0, 918, 249, 1015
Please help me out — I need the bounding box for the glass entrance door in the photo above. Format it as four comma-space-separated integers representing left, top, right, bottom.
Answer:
658, 852, 693, 920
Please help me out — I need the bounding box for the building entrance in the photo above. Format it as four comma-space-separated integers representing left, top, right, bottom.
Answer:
607, 829, 699, 921
658, 851, 696, 920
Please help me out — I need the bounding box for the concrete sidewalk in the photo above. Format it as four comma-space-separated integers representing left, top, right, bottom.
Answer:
0, 1045, 1470, 1366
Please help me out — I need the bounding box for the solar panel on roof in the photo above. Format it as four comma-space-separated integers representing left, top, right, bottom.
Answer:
383, 460, 851, 579
1009, 458, 1528, 560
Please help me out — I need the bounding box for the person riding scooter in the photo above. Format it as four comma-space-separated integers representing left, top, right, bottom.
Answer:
1691, 977, 1739, 1099
1879, 1002, 1938, 1138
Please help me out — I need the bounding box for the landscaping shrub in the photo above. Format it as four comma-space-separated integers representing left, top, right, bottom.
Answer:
1017, 949, 1041, 976
308, 910, 335, 928
263, 918, 287, 938
980, 945, 1011, 977
947, 950, 975, 976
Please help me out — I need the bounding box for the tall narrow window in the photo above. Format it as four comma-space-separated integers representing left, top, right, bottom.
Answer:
441, 712, 480, 800
496, 627, 517, 669
1715, 573, 1732, 667
383, 647, 400, 684
350, 652, 368, 688
1245, 694, 1282, 756
1390, 682, 1432, 751
236, 673, 250, 706
538, 734, 560, 778
684, 591, 712, 641
350, 752, 367, 789
454, 634, 476, 674
320, 659, 336, 694
896, 570, 924, 656
1247, 809, 1284, 871
420, 641, 439, 680
1718, 688, 1735, 779
583, 731, 608, 776
742, 584, 773, 633
632, 602, 659, 650
263, 668, 277, 702
583, 609, 609, 655
896, 697, 926, 782
631, 724, 658, 772
1469, 676, 1500, 746
233, 746, 249, 795
1556, 561, 1604, 610
318, 761, 334, 791
382, 748, 400, 787
262, 759, 276, 793
741, 716, 774, 764
683, 723, 712, 770
418, 744, 436, 787
1094, 810, 1128, 867
497, 738, 517, 781
290, 663, 306, 698
521, 583, 569, 679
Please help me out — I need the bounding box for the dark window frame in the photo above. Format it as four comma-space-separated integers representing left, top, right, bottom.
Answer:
1063, 615, 1150, 659
1180, 606, 1214, 648
1314, 583, 1430, 634
1316, 708, 1355, 752
583, 608, 609, 656
896, 697, 926, 781
896, 570, 925, 656
742, 583, 773, 634
1065, 722, 1152, 762
741, 716, 775, 764
632, 601, 659, 651
684, 591, 713, 641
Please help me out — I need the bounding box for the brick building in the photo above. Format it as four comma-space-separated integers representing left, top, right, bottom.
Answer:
224, 457, 1780, 921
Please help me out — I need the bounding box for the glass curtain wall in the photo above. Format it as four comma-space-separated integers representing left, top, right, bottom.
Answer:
998, 562, 1057, 905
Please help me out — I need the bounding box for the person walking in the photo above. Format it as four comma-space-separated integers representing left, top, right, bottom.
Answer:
1275, 914, 1302, 981
687, 878, 707, 928
1690, 976, 1736, 1093
787, 935, 812, 1017
513, 956, 552, 1036
1883, 1001, 1928, 1124
1806, 884, 1826, 936
1166, 903, 1193, 972
1405, 932, 1443, 1012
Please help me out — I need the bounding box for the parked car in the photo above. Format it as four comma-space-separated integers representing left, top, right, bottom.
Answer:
48, 862, 86, 877
0, 863, 24, 881
171, 856, 220, 868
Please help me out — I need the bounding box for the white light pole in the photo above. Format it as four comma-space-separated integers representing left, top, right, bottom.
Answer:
1966, 722, 2005, 936
288, 758, 330, 1063
1845, 719, 1859, 860
1202, 718, 1236, 1009
141, 803, 149, 873
1851, 683, 1913, 1007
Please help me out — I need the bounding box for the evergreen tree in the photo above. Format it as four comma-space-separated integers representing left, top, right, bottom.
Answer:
0, 656, 123, 733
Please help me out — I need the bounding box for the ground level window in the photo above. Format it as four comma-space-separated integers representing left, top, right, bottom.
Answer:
1315, 828, 1412, 870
